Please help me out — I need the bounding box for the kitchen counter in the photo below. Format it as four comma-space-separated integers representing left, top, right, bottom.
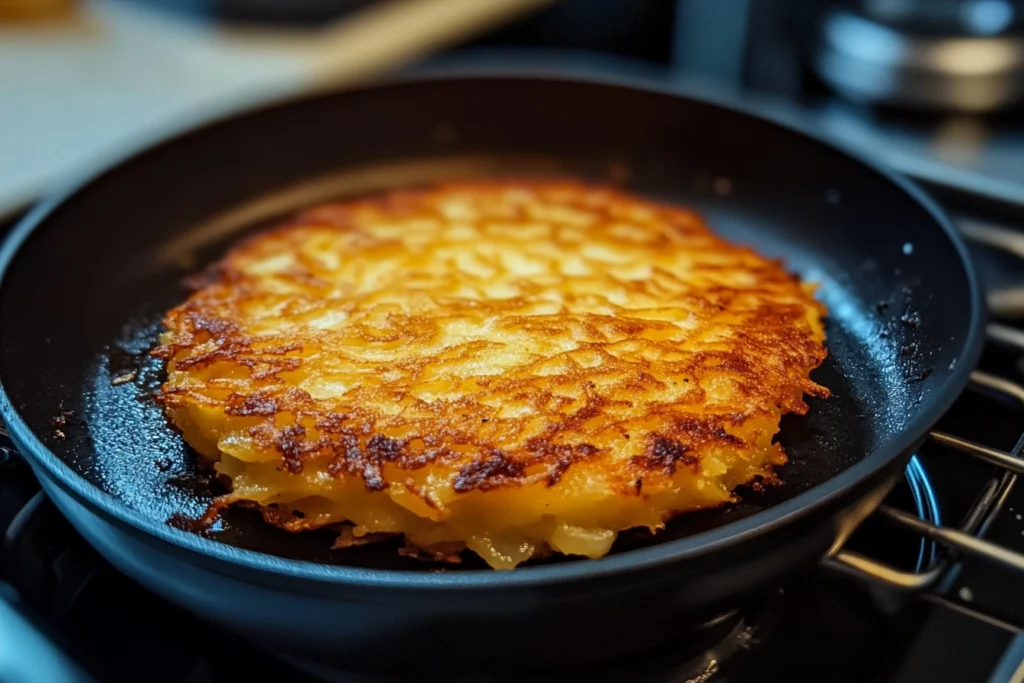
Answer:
0, 0, 314, 214
2, 2, 1023, 217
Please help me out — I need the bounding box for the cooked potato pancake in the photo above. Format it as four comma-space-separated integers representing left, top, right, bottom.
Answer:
154, 181, 829, 569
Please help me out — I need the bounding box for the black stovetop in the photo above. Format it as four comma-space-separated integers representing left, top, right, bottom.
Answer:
3, 184, 1024, 683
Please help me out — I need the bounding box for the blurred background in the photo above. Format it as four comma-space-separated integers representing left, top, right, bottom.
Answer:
2, 0, 1023, 218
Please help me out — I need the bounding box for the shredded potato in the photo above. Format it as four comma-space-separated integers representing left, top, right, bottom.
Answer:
155, 181, 829, 569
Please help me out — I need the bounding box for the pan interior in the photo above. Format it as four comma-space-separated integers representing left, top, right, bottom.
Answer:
0, 77, 975, 570
76, 246, 896, 569
75, 176, 930, 571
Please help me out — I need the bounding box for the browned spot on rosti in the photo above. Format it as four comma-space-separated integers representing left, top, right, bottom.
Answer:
224, 391, 279, 416
155, 180, 829, 569
634, 434, 699, 476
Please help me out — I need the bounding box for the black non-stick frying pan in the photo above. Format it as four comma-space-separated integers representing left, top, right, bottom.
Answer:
0, 74, 984, 675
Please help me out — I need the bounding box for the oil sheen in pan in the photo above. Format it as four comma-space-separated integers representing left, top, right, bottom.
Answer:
81, 262, 904, 569
83, 317, 216, 525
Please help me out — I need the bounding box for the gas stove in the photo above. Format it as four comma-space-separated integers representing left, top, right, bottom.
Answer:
1, 175, 1024, 683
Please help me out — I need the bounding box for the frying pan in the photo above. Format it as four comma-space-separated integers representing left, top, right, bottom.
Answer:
0, 73, 984, 675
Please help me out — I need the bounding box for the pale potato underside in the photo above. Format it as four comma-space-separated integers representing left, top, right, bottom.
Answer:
155, 181, 829, 569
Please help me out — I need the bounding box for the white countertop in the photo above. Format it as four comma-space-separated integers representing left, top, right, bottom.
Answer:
0, 0, 554, 214
0, 0, 317, 213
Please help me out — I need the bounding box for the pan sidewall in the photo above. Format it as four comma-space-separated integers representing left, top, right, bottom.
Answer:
33, 454, 904, 669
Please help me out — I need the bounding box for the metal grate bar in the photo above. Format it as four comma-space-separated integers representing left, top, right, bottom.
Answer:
827, 365, 1024, 632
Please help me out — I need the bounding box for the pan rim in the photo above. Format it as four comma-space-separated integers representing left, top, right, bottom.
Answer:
0, 69, 987, 590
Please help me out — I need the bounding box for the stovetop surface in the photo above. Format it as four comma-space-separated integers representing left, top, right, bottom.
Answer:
2, 187, 1024, 683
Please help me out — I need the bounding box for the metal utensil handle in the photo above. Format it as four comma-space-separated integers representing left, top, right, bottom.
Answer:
0, 585, 98, 683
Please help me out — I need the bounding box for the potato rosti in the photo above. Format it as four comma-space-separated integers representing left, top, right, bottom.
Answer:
154, 181, 829, 569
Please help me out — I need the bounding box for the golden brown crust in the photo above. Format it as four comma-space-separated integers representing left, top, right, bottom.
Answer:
154, 180, 828, 568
